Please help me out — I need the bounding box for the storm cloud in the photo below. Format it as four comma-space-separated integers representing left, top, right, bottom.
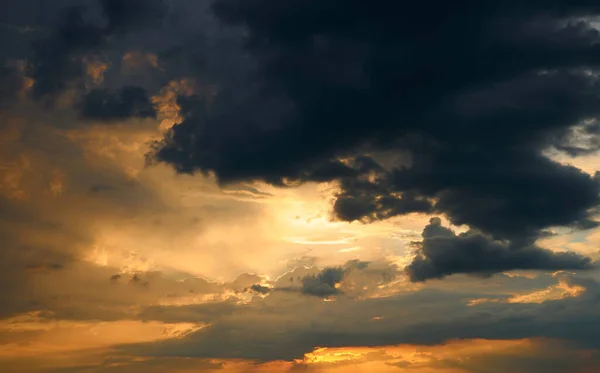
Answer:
3, 1, 600, 371
149, 1, 600, 267
80, 86, 157, 120
406, 218, 594, 282
26, 0, 167, 101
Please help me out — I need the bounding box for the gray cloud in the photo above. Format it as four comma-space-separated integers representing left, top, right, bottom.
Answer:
120, 273, 600, 362
266, 260, 396, 298
406, 218, 594, 282
248, 284, 271, 294
1, 2, 600, 370
79, 86, 157, 121
22, 0, 167, 118
301, 266, 345, 297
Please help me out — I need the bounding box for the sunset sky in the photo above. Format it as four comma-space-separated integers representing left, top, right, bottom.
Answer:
2, 1, 600, 372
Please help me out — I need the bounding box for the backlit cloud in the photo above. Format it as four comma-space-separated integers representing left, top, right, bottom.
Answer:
1, 1, 600, 372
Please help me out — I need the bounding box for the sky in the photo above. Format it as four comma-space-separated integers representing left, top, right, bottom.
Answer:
2, 1, 600, 372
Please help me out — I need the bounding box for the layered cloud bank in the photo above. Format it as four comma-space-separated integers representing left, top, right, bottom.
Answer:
2, 1, 600, 372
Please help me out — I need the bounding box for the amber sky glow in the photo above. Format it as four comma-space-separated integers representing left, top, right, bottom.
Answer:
3, 1, 600, 372
0, 90, 442, 371
1, 103, 598, 371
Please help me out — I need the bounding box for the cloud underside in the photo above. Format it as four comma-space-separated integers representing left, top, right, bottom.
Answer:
4, 1, 600, 371
126, 274, 600, 363
24, 0, 164, 115
12, 0, 600, 278
406, 218, 593, 282
80, 86, 157, 121
146, 1, 600, 276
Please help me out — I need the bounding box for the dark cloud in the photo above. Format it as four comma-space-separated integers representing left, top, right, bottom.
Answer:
27, 5, 105, 99
406, 218, 594, 282
26, 0, 167, 101
333, 156, 434, 222
149, 1, 600, 265
0, 61, 29, 106
300, 260, 379, 297
79, 86, 157, 120
249, 260, 398, 300
301, 266, 345, 297
248, 284, 271, 294
100, 0, 167, 34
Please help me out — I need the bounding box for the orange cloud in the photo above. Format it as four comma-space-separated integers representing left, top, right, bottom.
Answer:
286, 339, 598, 373
122, 51, 160, 71
152, 79, 198, 130
83, 56, 111, 88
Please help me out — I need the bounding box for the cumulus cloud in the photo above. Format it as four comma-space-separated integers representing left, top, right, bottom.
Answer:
26, 0, 167, 111
406, 218, 594, 282
147, 1, 600, 256
301, 266, 346, 297
248, 284, 271, 294
255, 260, 398, 299
3, 1, 600, 371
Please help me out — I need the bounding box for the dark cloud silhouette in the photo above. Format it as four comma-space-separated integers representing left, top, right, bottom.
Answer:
143, 2, 600, 280
100, 0, 166, 34
301, 260, 372, 297
333, 156, 434, 221
301, 267, 345, 297
27, 5, 104, 99
1, 2, 600, 368
246, 260, 395, 299
79, 86, 157, 120
27, 0, 166, 100
149, 1, 600, 262
248, 284, 271, 294
406, 218, 594, 282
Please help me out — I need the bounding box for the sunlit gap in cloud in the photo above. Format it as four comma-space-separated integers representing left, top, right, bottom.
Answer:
5, 3, 600, 371
75, 138, 435, 284
46, 65, 443, 290
292, 339, 598, 372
